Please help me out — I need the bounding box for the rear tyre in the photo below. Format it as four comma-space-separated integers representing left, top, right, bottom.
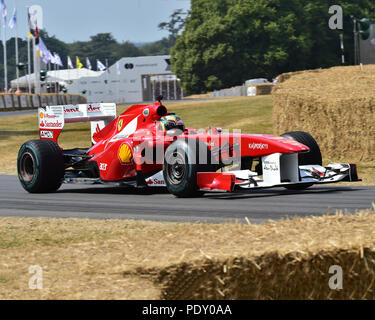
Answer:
281, 131, 322, 191
163, 139, 218, 198
17, 140, 65, 193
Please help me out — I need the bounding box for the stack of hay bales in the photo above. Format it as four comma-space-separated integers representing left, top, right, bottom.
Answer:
142, 211, 375, 300
273, 65, 375, 162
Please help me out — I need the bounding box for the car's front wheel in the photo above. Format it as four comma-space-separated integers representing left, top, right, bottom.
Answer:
17, 140, 65, 193
163, 139, 218, 198
281, 131, 322, 191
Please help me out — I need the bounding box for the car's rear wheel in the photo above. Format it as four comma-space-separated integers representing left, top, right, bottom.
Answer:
281, 131, 322, 191
163, 139, 218, 198
17, 140, 65, 193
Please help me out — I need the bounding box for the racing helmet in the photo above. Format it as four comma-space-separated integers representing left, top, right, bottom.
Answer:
159, 114, 185, 132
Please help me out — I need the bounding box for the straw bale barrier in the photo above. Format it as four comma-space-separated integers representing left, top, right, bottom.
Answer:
135, 210, 375, 300
273, 65, 375, 162
2, 211, 375, 299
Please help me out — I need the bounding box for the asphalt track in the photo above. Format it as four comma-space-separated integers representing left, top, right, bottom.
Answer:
0, 175, 374, 224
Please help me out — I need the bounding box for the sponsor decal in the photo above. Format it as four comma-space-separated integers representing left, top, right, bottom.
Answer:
263, 160, 279, 172
249, 143, 268, 150
43, 120, 63, 128
40, 131, 54, 139
118, 119, 124, 132
147, 178, 165, 185
64, 106, 80, 113
312, 167, 325, 177
143, 108, 150, 117
95, 124, 101, 134
40, 111, 56, 120
118, 144, 133, 164
99, 163, 108, 171
88, 105, 101, 113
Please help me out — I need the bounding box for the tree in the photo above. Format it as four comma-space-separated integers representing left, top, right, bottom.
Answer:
158, 9, 187, 48
116, 41, 144, 58
141, 38, 171, 56
171, 0, 375, 94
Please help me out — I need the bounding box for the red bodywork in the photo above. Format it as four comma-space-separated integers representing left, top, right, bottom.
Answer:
83, 102, 309, 182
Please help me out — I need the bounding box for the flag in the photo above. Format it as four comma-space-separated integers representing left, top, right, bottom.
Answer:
76, 56, 83, 69
0, 0, 7, 22
37, 37, 51, 64
67, 56, 74, 69
116, 61, 121, 75
49, 51, 57, 65
86, 57, 92, 70
34, 27, 39, 45
97, 59, 106, 71
28, 8, 36, 35
8, 8, 15, 29
54, 53, 63, 67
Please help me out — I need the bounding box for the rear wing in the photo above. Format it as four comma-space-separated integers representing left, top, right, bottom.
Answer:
38, 103, 117, 144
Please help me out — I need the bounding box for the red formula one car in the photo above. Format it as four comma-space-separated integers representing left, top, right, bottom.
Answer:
17, 98, 360, 197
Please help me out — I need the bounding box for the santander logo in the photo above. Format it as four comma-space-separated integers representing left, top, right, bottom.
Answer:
46, 121, 63, 128
41, 120, 63, 128
147, 178, 165, 185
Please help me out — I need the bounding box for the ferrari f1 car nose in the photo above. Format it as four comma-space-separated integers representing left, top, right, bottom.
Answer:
239, 134, 310, 157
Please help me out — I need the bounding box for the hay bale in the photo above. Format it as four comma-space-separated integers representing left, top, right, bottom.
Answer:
273, 65, 375, 162
134, 210, 375, 300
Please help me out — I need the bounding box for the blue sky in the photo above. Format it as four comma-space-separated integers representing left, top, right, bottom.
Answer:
1, 0, 191, 43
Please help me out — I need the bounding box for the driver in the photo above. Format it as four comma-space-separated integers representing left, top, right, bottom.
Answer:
158, 113, 185, 132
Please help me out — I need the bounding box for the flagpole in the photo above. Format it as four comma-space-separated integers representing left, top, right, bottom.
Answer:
67, 57, 70, 87
27, 33, 31, 93
2, 12, 8, 91
33, 34, 40, 94
14, 1, 19, 91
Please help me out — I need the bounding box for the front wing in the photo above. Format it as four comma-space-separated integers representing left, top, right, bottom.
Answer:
147, 153, 360, 193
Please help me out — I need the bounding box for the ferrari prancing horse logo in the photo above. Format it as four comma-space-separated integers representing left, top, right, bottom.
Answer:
118, 119, 124, 132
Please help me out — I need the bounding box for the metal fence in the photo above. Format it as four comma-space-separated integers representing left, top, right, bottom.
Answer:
211, 84, 274, 98
0, 94, 87, 111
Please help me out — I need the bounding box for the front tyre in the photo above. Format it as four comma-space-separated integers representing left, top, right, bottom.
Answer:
163, 139, 217, 198
17, 140, 65, 193
281, 131, 322, 191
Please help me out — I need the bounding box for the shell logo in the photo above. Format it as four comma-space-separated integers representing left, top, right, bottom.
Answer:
118, 144, 133, 164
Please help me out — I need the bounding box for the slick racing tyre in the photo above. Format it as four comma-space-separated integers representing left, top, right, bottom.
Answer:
163, 139, 218, 198
281, 131, 322, 191
17, 140, 65, 193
